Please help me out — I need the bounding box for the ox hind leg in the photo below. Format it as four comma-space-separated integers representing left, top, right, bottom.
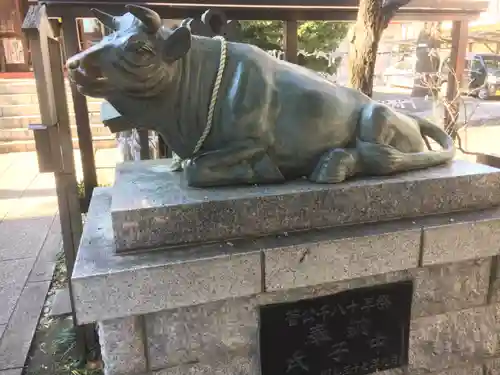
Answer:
309, 101, 428, 184
309, 148, 362, 183
355, 102, 440, 175
184, 139, 285, 187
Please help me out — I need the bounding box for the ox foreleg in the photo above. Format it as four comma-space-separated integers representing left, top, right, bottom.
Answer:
309, 148, 361, 183
184, 140, 285, 187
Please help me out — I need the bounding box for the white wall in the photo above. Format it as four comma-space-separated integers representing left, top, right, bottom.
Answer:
488, 0, 500, 17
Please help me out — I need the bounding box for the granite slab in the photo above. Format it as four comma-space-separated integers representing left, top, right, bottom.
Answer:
74, 187, 500, 324
73, 188, 418, 323
422, 212, 500, 266
72, 188, 262, 325
111, 159, 500, 252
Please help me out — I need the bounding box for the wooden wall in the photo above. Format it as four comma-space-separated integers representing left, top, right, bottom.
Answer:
0, 0, 30, 72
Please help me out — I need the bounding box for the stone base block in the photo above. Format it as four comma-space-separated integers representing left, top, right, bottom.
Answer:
98, 316, 146, 375
110, 159, 500, 253
72, 186, 500, 375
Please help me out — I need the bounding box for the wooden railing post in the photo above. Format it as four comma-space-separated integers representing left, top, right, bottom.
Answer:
22, 4, 57, 172
22, 4, 99, 364
61, 13, 98, 211
284, 20, 298, 64
445, 20, 468, 133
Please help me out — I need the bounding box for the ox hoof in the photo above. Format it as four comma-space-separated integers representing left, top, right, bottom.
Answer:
309, 148, 359, 184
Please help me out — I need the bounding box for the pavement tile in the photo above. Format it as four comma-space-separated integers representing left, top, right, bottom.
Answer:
0, 171, 57, 262
29, 215, 61, 283
0, 215, 55, 261
0, 153, 14, 178
0, 281, 51, 370
0, 154, 39, 222
0, 258, 35, 325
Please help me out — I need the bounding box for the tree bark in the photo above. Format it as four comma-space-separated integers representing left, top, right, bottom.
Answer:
348, 0, 411, 97
348, 0, 385, 97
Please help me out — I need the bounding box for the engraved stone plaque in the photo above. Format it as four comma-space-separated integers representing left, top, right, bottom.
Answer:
259, 281, 414, 375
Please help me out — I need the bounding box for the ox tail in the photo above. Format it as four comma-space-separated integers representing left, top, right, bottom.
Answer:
411, 114, 456, 166
357, 114, 455, 175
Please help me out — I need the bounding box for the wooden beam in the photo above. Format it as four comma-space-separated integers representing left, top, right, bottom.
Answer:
484, 42, 496, 54
61, 14, 98, 208
23, 4, 98, 361
453, 20, 468, 92
22, 4, 57, 172
157, 135, 170, 158
12, 0, 31, 72
36, 0, 490, 12
48, 36, 82, 250
284, 20, 298, 64
477, 153, 500, 168
22, 5, 56, 126
138, 129, 150, 160
445, 20, 468, 133
48, 36, 99, 362
45, 4, 481, 21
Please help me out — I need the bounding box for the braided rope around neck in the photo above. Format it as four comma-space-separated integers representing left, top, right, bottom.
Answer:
171, 35, 228, 170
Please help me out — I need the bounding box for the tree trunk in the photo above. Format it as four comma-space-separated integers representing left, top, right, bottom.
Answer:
348, 0, 410, 97
348, 0, 386, 97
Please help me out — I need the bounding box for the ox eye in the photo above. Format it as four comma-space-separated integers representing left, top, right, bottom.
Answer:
127, 41, 155, 55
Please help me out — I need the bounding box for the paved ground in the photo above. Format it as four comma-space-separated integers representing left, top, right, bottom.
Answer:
373, 86, 500, 161
0, 153, 59, 375
372, 86, 500, 126
0, 149, 119, 375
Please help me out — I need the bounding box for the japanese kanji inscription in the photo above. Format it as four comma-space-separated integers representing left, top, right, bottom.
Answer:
259, 281, 414, 375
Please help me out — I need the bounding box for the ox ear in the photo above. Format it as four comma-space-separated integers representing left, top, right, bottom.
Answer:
163, 26, 191, 62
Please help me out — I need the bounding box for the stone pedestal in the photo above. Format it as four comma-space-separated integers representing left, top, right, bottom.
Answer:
110, 159, 500, 253
72, 159, 500, 375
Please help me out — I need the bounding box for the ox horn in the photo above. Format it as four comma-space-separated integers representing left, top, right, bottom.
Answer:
125, 4, 162, 33
91, 8, 116, 30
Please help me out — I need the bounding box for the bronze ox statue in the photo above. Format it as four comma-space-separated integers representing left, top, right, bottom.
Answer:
66, 5, 455, 188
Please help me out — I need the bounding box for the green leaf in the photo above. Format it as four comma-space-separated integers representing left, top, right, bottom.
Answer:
238, 20, 349, 73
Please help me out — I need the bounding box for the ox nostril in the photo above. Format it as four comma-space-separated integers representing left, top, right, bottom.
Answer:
67, 59, 79, 70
